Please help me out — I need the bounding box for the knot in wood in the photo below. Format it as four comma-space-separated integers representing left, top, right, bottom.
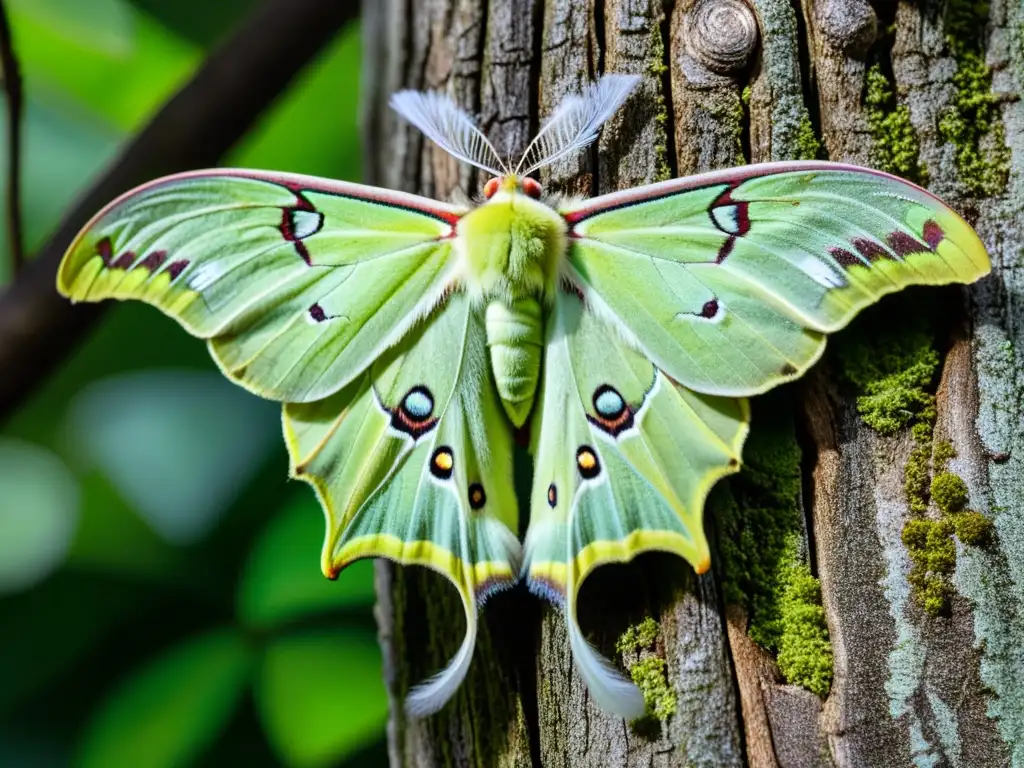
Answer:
815, 0, 877, 56
685, 0, 758, 76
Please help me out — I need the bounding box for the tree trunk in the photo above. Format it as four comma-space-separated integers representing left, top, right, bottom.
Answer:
363, 0, 1024, 765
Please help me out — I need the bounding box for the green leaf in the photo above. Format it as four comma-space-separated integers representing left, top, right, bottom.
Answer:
65, 468, 181, 579
0, 439, 79, 593
228, 22, 361, 180
8, 0, 135, 55
68, 370, 279, 545
5, 305, 212, 439
0, 2, 200, 279
236, 496, 376, 630
76, 628, 252, 768
254, 629, 387, 767
126, 0, 259, 46
9, 0, 200, 132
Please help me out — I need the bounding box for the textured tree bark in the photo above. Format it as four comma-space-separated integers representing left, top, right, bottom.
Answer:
364, 0, 1024, 765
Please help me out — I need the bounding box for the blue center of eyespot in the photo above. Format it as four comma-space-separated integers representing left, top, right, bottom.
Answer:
594, 387, 625, 418
403, 388, 434, 420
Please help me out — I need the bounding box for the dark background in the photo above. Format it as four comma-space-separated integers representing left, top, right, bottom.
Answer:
0, 1, 387, 765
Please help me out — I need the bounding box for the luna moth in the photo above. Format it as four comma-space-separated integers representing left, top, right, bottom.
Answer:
57, 74, 990, 719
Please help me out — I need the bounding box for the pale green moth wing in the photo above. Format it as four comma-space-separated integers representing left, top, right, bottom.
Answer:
524, 290, 748, 718
58, 170, 465, 402
561, 161, 991, 398
284, 292, 520, 716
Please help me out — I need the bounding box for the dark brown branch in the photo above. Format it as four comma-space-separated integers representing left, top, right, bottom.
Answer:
0, 0, 359, 421
0, 0, 24, 275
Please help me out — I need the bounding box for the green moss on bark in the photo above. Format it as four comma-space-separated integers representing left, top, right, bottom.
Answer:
951, 510, 994, 545
716, 415, 802, 623
901, 505, 993, 617
647, 22, 673, 183
836, 326, 940, 437
902, 463, 995, 616
939, 0, 1010, 196
616, 617, 677, 722
714, 407, 833, 696
617, 617, 659, 652
775, 565, 833, 697
631, 658, 676, 720
905, 443, 933, 514
794, 113, 822, 161
933, 440, 957, 464
931, 472, 969, 513
864, 64, 927, 185
902, 517, 957, 616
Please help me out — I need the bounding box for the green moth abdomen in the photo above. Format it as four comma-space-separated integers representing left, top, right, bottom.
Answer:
485, 297, 543, 426
456, 180, 567, 426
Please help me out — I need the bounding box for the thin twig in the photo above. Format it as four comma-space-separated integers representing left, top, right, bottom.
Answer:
0, 0, 24, 275
0, 0, 360, 420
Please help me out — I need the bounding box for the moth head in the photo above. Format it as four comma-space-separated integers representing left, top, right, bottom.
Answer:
483, 175, 543, 200
389, 74, 640, 183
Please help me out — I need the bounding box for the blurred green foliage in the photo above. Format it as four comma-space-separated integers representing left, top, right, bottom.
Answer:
0, 1, 387, 765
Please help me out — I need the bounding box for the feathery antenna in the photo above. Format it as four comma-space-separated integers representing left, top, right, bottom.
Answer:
390, 75, 640, 178
515, 74, 641, 175
390, 90, 508, 177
